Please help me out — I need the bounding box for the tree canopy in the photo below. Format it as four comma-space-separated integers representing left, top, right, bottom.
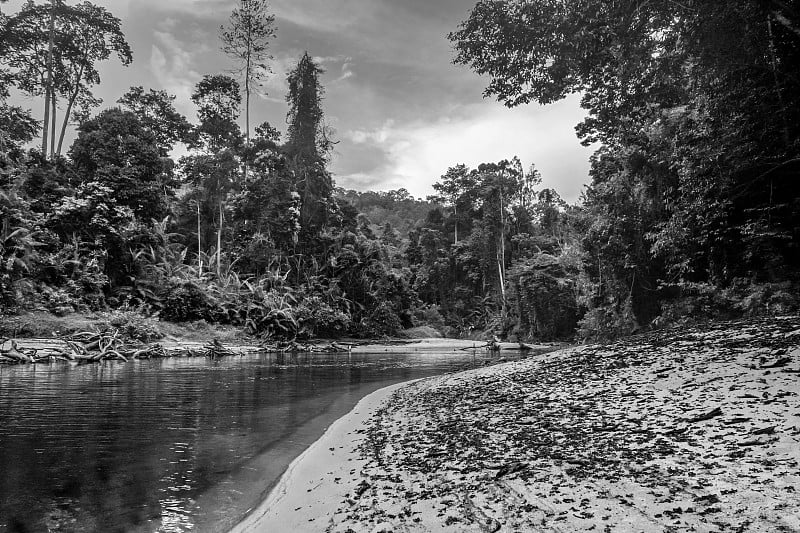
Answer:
450, 0, 800, 331
1, 0, 798, 343
3, 0, 131, 157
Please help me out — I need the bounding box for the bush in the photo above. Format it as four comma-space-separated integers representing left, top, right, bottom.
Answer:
99, 306, 164, 342
40, 286, 79, 315
736, 281, 800, 315
358, 301, 403, 338
577, 300, 638, 340
412, 304, 446, 330
160, 281, 214, 322
653, 280, 800, 329
294, 296, 352, 338
244, 289, 298, 340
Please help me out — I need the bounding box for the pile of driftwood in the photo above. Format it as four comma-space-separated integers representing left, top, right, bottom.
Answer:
0, 331, 243, 364
0, 339, 47, 363
260, 340, 354, 353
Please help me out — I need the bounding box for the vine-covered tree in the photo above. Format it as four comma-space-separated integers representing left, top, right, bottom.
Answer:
285, 52, 335, 237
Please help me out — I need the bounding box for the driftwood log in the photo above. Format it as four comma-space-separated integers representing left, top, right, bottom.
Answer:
0, 330, 235, 365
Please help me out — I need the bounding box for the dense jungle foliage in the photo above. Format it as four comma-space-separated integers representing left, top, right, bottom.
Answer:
1, 0, 798, 341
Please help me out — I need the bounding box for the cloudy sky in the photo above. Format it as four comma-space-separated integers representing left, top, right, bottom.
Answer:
4, 0, 595, 202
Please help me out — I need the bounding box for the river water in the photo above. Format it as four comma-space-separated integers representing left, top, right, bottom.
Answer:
0, 348, 505, 533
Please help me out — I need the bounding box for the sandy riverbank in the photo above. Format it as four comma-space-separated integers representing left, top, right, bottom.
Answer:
229, 380, 421, 533
232, 315, 800, 532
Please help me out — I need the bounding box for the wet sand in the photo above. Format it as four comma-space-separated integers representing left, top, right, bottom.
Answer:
229, 380, 419, 533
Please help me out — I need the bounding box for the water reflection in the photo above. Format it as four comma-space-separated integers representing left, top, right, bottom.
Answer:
0, 349, 501, 532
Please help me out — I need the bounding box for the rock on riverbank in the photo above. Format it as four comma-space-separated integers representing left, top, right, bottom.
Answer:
327, 316, 800, 532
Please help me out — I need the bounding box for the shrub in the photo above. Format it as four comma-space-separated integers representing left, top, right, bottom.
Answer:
412, 304, 445, 330
294, 296, 352, 338
358, 301, 403, 338
244, 289, 298, 340
99, 306, 164, 342
577, 300, 638, 340
160, 281, 214, 322
40, 286, 79, 315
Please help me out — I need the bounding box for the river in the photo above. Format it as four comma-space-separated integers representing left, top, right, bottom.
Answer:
0, 347, 507, 533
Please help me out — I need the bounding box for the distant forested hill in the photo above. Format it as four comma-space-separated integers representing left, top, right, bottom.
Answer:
335, 187, 435, 239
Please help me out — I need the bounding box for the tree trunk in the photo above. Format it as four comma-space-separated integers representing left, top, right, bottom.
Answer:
50, 95, 57, 156
497, 252, 506, 310
56, 63, 85, 157
243, 43, 251, 182
598, 255, 603, 295
217, 201, 223, 277
766, 16, 791, 148
197, 201, 203, 277
498, 181, 507, 315
454, 202, 458, 244
41, 0, 56, 157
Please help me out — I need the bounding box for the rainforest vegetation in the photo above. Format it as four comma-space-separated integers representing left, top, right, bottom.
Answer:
1, 0, 798, 342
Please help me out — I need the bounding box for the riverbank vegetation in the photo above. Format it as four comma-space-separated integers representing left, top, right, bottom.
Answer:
1, 1, 798, 344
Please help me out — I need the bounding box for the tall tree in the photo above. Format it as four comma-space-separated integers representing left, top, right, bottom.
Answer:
430, 164, 478, 244
286, 52, 333, 163
4, 0, 132, 157
285, 52, 334, 235
220, 0, 276, 179
184, 74, 243, 275
42, 0, 55, 156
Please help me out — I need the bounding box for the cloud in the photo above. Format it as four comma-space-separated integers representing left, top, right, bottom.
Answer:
333, 95, 594, 203
149, 24, 205, 117
321, 57, 355, 84
309, 55, 355, 83
347, 119, 395, 145
270, 0, 378, 33
257, 54, 296, 102
137, 0, 231, 18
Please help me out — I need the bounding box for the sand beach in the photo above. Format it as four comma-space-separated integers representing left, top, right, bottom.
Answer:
233, 315, 800, 532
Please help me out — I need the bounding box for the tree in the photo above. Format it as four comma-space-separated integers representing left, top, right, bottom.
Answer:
430, 164, 476, 244
474, 160, 525, 317
0, 71, 37, 156
68, 108, 173, 222
450, 0, 800, 325
4, 0, 132, 158
509, 254, 578, 340
191, 74, 242, 153
118, 86, 193, 155
51, 108, 174, 289
220, 0, 276, 175
286, 52, 332, 162
285, 52, 335, 236
184, 74, 243, 275
228, 127, 301, 273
